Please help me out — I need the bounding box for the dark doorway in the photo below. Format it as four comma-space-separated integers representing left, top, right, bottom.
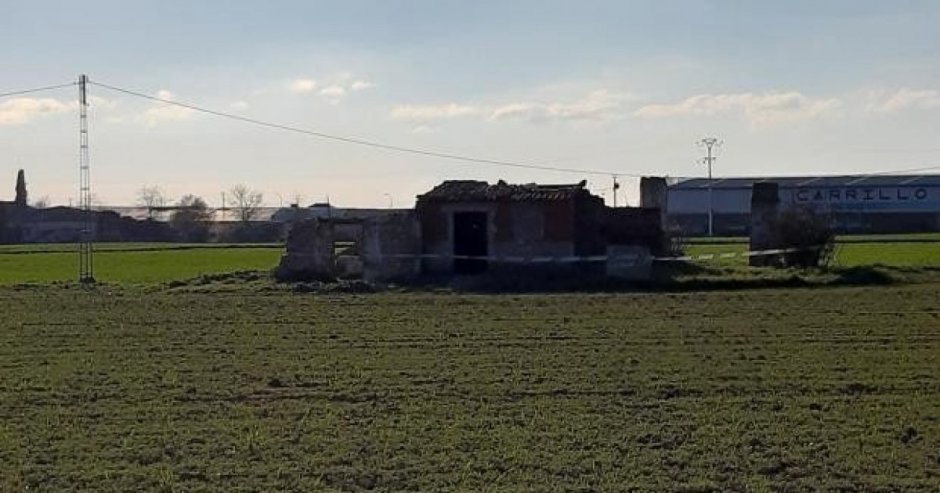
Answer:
453, 211, 488, 274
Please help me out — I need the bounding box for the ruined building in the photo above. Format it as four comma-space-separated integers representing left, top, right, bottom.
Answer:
277, 179, 667, 282
417, 180, 609, 274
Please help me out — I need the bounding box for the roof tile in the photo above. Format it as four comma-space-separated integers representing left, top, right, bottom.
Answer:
418, 180, 591, 202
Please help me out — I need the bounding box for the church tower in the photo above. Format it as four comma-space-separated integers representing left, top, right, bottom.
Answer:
14, 169, 27, 207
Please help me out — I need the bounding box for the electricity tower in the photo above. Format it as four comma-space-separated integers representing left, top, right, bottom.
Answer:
78, 74, 94, 283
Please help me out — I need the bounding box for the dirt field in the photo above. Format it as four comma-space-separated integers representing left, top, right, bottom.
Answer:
1, 283, 937, 491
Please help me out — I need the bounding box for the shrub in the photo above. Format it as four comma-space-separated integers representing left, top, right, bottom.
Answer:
768, 206, 835, 268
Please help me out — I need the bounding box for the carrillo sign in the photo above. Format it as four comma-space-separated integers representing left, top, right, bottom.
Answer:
792, 187, 929, 203
785, 185, 938, 212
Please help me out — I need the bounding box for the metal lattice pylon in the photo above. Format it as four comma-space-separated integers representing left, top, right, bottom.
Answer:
78, 74, 94, 283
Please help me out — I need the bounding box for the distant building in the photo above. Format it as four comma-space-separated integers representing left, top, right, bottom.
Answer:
0, 170, 173, 243
667, 174, 940, 235
269, 203, 407, 223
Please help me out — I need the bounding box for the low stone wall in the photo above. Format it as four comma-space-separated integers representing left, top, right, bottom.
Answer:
360, 212, 422, 282
605, 245, 652, 280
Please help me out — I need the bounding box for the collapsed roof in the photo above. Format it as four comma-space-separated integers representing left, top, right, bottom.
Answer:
417, 179, 592, 202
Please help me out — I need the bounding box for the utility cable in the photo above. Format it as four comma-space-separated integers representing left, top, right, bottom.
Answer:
89, 79, 651, 178
0, 82, 77, 99
860, 164, 940, 176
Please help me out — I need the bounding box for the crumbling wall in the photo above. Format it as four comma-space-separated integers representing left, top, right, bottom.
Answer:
749, 182, 780, 267
498, 202, 574, 259
360, 212, 421, 282
274, 218, 335, 281
606, 207, 665, 255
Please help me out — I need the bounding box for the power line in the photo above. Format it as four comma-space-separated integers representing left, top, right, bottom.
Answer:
0, 82, 77, 99
859, 164, 940, 176
89, 79, 652, 178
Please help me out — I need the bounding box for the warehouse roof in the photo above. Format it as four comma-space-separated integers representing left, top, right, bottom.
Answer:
670, 174, 940, 190
418, 180, 592, 202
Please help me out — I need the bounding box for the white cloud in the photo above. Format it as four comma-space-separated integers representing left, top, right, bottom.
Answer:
140, 89, 196, 126
390, 103, 484, 121
411, 125, 437, 134
634, 91, 842, 125
289, 78, 317, 94
868, 89, 940, 113
230, 100, 249, 111
0, 97, 71, 125
351, 80, 375, 91
319, 85, 347, 98
391, 90, 632, 124
319, 85, 347, 104
290, 75, 372, 100
88, 95, 118, 110
490, 90, 630, 123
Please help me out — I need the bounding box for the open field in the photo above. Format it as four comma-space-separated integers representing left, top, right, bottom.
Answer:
0, 284, 938, 490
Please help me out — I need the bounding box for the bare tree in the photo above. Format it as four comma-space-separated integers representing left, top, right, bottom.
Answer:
229, 185, 263, 223
137, 185, 168, 219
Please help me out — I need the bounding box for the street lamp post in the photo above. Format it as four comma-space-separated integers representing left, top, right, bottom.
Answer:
698, 138, 721, 237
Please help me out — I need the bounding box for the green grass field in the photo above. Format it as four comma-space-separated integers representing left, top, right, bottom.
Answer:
0, 237, 937, 285
0, 244, 282, 284
685, 232, 940, 244
684, 236, 939, 268
0, 284, 937, 490
685, 242, 940, 267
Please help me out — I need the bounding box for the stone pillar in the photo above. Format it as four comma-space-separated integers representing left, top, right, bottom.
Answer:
640, 176, 669, 251
749, 182, 779, 267
275, 218, 335, 281
640, 176, 668, 217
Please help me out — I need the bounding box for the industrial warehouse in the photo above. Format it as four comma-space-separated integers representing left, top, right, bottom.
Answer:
666, 174, 940, 236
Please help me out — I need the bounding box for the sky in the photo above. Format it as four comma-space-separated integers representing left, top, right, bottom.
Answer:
2, 0, 940, 208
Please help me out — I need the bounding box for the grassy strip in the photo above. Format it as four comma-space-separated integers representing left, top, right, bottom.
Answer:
0, 248, 281, 284
0, 242, 282, 254
684, 242, 939, 268
686, 232, 940, 245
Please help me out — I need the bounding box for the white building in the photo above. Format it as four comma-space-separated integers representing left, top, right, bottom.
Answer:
667, 174, 940, 235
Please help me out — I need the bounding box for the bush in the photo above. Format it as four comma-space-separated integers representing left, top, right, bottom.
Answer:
768, 206, 835, 268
